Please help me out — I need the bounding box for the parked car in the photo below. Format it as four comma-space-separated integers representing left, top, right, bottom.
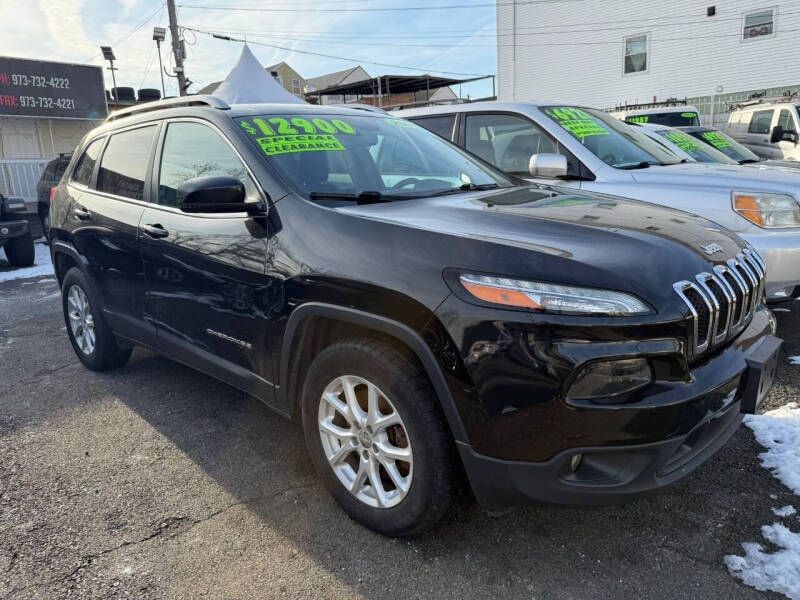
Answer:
0, 193, 35, 267
610, 104, 701, 126
727, 101, 800, 161
402, 102, 800, 300
36, 152, 72, 236
50, 96, 781, 536
674, 125, 800, 171
633, 123, 739, 165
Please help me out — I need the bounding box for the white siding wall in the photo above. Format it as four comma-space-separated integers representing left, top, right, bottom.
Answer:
497, 0, 800, 108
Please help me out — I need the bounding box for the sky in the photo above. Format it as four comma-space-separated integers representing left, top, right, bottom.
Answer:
1, 0, 497, 100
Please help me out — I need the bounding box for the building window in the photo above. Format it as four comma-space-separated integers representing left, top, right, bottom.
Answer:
743, 8, 775, 39
292, 78, 301, 95
624, 34, 648, 74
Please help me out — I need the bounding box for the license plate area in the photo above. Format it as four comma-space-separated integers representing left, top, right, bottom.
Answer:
740, 335, 782, 414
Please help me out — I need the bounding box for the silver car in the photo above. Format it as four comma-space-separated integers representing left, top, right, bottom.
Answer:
402, 102, 800, 300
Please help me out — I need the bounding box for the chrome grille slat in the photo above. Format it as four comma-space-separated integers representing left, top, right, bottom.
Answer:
674, 247, 766, 359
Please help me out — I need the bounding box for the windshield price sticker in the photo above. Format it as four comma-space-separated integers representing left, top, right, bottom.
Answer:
626, 116, 650, 123
701, 131, 732, 149
681, 112, 698, 119
241, 116, 356, 156
385, 118, 418, 128
663, 132, 703, 152
545, 107, 610, 138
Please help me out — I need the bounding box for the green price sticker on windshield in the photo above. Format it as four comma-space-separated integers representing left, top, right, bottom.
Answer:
240, 116, 356, 156
627, 116, 649, 123
385, 118, 417, 128
545, 107, 610, 139
663, 132, 703, 152
681, 112, 698, 118
701, 131, 732, 149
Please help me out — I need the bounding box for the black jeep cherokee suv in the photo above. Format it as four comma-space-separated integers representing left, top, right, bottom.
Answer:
50, 97, 781, 536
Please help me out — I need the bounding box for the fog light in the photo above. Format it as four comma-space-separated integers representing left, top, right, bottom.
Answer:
568, 358, 652, 401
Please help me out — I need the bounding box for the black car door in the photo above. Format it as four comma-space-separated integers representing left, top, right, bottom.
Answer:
138, 119, 274, 399
67, 124, 159, 343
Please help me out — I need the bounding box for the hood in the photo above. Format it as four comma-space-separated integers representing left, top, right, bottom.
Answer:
628, 161, 800, 193
338, 186, 747, 301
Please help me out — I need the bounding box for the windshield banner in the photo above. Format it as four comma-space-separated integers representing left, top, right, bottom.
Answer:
240, 116, 357, 156
662, 131, 704, 152
701, 131, 733, 149
544, 107, 610, 139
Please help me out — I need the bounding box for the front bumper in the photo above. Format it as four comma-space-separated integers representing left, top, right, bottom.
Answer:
0, 218, 30, 242
448, 307, 779, 511
740, 227, 800, 299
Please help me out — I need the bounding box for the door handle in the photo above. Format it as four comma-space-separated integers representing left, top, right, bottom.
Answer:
141, 223, 169, 239
72, 206, 91, 220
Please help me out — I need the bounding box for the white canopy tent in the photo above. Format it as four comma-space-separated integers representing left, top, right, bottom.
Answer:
213, 45, 306, 105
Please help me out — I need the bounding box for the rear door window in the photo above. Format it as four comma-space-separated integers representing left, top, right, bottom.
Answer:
748, 109, 774, 134
97, 126, 157, 200
71, 138, 104, 187
409, 115, 456, 140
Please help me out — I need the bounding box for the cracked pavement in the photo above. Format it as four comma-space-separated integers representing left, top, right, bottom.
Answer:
0, 272, 797, 599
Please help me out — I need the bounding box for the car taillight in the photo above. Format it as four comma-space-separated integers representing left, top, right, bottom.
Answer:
49, 187, 56, 203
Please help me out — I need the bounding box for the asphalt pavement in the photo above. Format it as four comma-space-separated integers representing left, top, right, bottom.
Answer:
0, 265, 797, 599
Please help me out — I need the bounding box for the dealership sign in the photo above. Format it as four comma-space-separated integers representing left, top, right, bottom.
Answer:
0, 56, 107, 120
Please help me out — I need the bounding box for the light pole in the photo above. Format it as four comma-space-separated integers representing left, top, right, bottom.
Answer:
100, 46, 118, 100
153, 27, 167, 98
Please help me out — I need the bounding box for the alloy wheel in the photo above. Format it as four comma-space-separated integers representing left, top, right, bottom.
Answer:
318, 375, 413, 508
67, 285, 95, 355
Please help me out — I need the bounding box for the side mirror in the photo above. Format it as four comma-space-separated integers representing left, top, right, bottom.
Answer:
177, 176, 262, 214
529, 153, 568, 179
770, 125, 784, 144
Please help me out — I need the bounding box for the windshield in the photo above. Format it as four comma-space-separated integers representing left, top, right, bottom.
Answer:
625, 111, 700, 126
236, 113, 513, 200
685, 129, 761, 163
653, 129, 738, 164
541, 106, 682, 168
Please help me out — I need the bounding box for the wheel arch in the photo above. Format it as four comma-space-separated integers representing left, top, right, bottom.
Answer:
277, 302, 469, 444
51, 240, 87, 287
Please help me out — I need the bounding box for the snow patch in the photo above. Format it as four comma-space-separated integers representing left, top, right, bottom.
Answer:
0, 243, 54, 283
725, 404, 800, 598
724, 523, 800, 599
789, 356, 800, 366
774, 506, 798, 518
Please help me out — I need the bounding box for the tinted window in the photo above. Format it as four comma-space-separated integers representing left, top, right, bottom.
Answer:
97, 126, 157, 200
71, 138, 104, 187
777, 109, 796, 133
464, 113, 564, 175
158, 122, 254, 208
688, 129, 760, 163
748, 110, 774, 134
54, 161, 68, 179
626, 112, 699, 127
410, 115, 456, 140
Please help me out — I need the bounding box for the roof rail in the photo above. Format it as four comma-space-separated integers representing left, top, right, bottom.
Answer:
726, 92, 800, 112
610, 98, 690, 112
106, 95, 230, 122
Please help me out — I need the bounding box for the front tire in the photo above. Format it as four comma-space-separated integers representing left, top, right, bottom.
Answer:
301, 337, 456, 536
4, 231, 34, 267
61, 267, 132, 371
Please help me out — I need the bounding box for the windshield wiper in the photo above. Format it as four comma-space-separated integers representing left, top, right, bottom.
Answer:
617, 161, 654, 170
308, 191, 410, 204
739, 158, 761, 164
431, 182, 501, 197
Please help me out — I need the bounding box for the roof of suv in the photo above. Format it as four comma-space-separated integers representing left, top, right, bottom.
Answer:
398, 101, 561, 119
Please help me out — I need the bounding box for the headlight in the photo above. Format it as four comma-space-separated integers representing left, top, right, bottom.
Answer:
458, 274, 652, 315
732, 191, 800, 228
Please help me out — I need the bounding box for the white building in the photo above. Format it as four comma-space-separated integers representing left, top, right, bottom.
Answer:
496, 1, 800, 127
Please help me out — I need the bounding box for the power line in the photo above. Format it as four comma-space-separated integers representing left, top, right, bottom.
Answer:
83, 3, 165, 63
178, 1, 588, 12
185, 27, 491, 76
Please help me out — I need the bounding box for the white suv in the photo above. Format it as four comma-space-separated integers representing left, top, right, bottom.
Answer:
727, 101, 800, 161
402, 102, 800, 300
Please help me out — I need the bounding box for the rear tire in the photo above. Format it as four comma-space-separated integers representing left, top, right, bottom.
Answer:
301, 336, 456, 536
4, 231, 34, 267
61, 267, 132, 371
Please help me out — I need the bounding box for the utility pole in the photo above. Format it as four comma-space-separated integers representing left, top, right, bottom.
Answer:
166, 0, 187, 96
